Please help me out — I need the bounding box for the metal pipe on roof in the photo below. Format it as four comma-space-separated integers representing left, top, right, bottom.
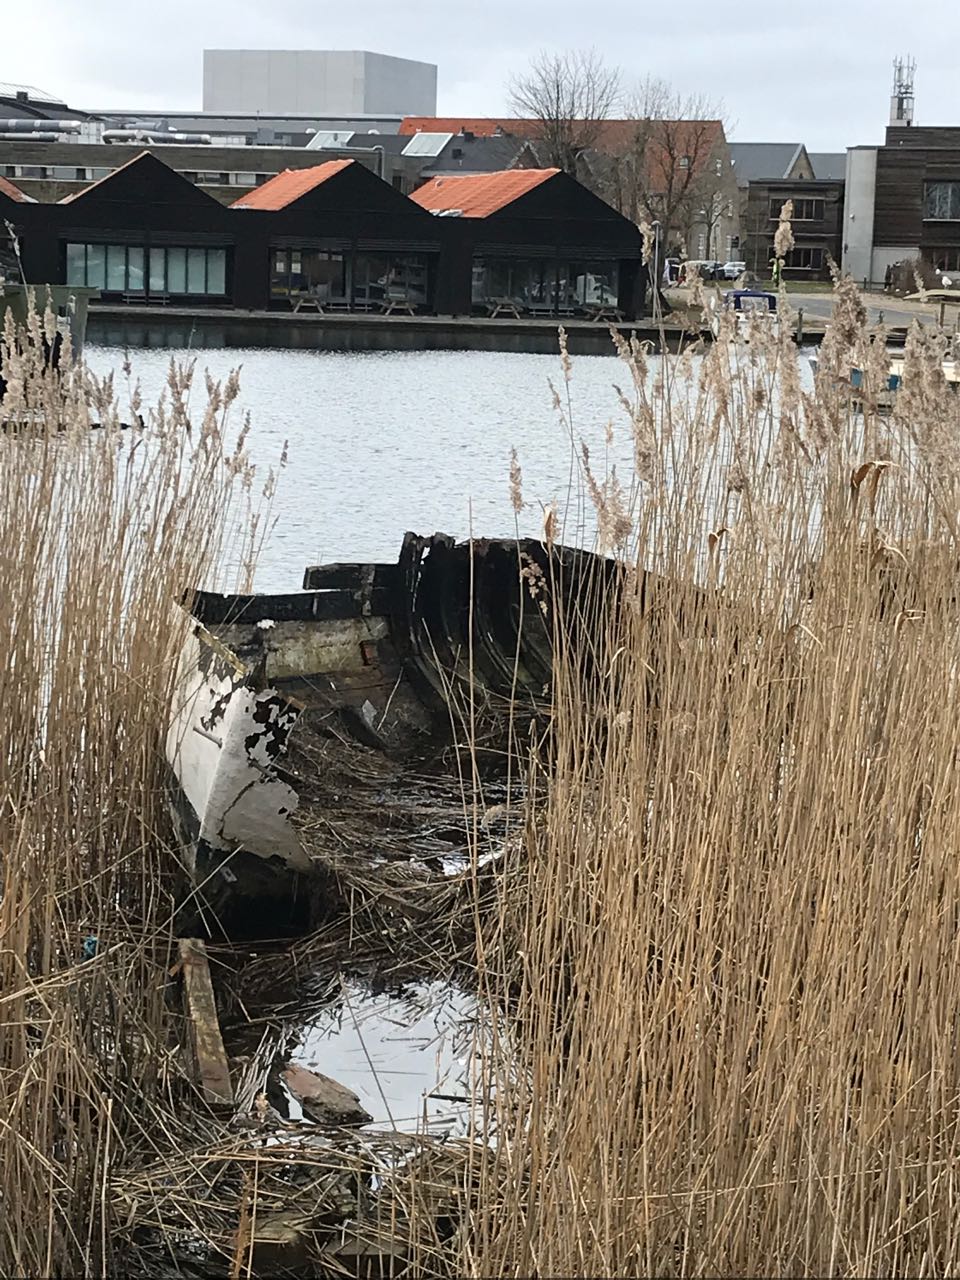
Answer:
101, 129, 212, 144
0, 118, 81, 132
0, 132, 62, 142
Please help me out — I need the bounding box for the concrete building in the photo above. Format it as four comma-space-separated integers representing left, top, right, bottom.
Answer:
843, 127, 960, 285
202, 50, 437, 117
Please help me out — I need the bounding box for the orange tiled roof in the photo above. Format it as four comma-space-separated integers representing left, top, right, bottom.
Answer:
0, 173, 31, 202
409, 168, 558, 218
231, 160, 355, 209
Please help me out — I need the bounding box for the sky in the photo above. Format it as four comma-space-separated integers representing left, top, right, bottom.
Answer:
4, 0, 957, 151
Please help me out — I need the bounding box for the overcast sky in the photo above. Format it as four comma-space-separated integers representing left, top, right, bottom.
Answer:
5, 0, 956, 151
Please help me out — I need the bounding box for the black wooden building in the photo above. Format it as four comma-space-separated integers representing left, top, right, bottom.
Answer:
4, 151, 647, 320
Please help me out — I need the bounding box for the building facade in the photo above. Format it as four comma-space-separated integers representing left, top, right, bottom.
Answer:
843, 126, 960, 284
4, 152, 646, 319
741, 179, 844, 279
202, 50, 437, 117
730, 143, 844, 279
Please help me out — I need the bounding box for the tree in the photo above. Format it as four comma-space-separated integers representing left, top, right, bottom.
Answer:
609, 77, 729, 257
508, 49, 621, 175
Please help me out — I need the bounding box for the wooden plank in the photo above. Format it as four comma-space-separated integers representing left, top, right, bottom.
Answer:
178, 937, 234, 1106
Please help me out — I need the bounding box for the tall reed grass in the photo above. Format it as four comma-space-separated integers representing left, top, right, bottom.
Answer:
6, 280, 960, 1278
464, 285, 960, 1276
0, 306, 265, 1277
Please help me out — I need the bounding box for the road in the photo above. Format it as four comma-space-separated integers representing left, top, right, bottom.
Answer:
787, 291, 959, 332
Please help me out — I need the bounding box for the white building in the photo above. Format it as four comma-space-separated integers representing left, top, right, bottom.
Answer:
202, 50, 437, 117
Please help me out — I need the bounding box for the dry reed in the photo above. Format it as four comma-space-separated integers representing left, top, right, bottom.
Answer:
463, 288, 960, 1276
7, 280, 960, 1278
0, 303, 266, 1277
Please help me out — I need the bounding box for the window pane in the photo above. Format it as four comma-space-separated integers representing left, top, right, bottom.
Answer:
186, 247, 206, 294
149, 248, 166, 293
167, 247, 186, 294
106, 244, 126, 291
86, 243, 106, 289
66, 243, 85, 286
126, 246, 144, 293
206, 248, 226, 295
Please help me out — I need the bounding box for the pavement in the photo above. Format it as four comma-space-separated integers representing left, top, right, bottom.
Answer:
788, 289, 960, 332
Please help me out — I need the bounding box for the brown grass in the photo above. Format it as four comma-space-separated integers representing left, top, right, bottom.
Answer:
463, 284, 960, 1276
4, 281, 960, 1277
0, 304, 265, 1277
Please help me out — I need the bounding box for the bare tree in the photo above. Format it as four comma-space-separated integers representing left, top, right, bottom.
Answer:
611, 77, 728, 256
508, 49, 621, 175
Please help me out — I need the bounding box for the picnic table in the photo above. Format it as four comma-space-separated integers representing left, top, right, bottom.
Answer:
380, 298, 417, 316
586, 303, 625, 323
485, 298, 522, 319
291, 291, 325, 313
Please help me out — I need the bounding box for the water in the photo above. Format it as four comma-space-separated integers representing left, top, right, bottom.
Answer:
84, 345, 638, 591
291, 979, 485, 1137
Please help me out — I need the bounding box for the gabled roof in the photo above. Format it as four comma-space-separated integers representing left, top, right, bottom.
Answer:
809, 151, 846, 181
0, 174, 32, 203
59, 150, 222, 206
401, 116, 723, 162
728, 142, 808, 184
410, 168, 558, 217
230, 159, 354, 209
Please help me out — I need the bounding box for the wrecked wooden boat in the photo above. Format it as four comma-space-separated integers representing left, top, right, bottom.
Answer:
166, 531, 619, 936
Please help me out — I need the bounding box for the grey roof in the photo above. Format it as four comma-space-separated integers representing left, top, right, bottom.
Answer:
420, 133, 525, 176
729, 142, 806, 184
809, 151, 846, 180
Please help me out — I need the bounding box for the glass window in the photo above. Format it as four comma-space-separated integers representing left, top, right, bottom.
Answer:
924, 182, 960, 221
206, 249, 226, 295
149, 248, 166, 293
186, 247, 206, 294
106, 244, 126, 291
86, 243, 106, 290
126, 246, 144, 293
66, 243, 85, 286
167, 248, 187, 294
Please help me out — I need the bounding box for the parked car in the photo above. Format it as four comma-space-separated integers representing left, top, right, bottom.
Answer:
721, 260, 747, 280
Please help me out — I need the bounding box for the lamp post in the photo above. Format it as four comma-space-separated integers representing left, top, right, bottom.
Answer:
652, 219, 662, 320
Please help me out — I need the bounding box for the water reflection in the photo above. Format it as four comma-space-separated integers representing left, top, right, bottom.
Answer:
292, 979, 483, 1137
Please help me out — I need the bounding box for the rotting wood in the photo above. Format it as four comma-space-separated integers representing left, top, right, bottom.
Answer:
178, 937, 234, 1106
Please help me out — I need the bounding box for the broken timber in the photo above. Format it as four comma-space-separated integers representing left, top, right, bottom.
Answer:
178, 937, 234, 1106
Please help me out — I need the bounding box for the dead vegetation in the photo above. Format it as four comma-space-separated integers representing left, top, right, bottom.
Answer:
4, 281, 960, 1276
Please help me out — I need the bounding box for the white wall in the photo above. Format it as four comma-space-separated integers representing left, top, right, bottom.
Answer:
871, 245, 921, 281
842, 147, 878, 283
202, 50, 437, 117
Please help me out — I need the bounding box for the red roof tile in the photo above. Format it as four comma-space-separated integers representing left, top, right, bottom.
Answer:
409, 168, 558, 218
0, 174, 31, 203
230, 160, 355, 209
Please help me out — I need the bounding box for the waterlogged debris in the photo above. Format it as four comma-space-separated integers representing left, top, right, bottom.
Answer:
282, 1064, 373, 1127
293, 979, 484, 1137
176, 937, 234, 1106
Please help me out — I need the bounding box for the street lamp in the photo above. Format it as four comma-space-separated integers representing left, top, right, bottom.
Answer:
651, 220, 662, 320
